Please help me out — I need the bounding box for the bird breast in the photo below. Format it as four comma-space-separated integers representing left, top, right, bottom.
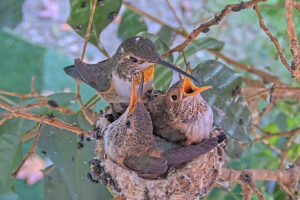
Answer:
112, 71, 153, 103
179, 101, 214, 144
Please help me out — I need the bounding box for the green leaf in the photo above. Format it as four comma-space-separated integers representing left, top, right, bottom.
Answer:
157, 26, 176, 47
38, 114, 112, 200
67, 0, 122, 47
176, 37, 225, 67
0, 0, 25, 29
14, 179, 43, 200
137, 32, 174, 90
0, 191, 19, 200
0, 30, 45, 94
117, 9, 147, 41
46, 93, 76, 108
0, 119, 35, 193
44, 168, 73, 200
192, 60, 251, 142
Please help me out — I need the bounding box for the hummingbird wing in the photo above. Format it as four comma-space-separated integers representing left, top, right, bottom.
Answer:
124, 155, 168, 178
162, 134, 226, 166
72, 58, 112, 92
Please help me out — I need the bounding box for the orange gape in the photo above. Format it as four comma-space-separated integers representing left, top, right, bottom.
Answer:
135, 64, 155, 85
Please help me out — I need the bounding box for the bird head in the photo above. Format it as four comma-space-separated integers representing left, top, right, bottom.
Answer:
124, 74, 153, 149
115, 36, 197, 82
165, 75, 212, 122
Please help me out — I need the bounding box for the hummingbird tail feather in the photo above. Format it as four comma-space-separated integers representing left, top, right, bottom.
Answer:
64, 65, 83, 81
163, 134, 226, 166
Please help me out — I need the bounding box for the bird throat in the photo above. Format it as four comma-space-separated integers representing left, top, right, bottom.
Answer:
135, 64, 155, 85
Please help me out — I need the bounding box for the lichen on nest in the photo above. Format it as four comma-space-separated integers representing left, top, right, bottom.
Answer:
91, 111, 226, 200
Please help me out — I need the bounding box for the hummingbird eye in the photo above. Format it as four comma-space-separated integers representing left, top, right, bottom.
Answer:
130, 56, 138, 63
171, 95, 178, 101
126, 120, 131, 129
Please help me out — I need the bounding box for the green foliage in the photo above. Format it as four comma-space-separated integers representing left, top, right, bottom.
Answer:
192, 60, 251, 142
38, 113, 112, 200
0, 30, 45, 94
67, 0, 122, 47
0, 0, 25, 29
0, 119, 35, 193
176, 37, 224, 67
137, 32, 174, 90
117, 9, 147, 40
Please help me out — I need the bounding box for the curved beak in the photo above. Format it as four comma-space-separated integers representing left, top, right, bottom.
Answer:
182, 77, 212, 96
129, 77, 137, 114
157, 58, 198, 83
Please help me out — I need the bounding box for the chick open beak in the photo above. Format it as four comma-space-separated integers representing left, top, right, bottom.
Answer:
182, 77, 212, 96
129, 77, 137, 114
129, 74, 144, 113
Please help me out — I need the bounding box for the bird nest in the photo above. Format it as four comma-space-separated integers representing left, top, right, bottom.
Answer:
91, 111, 227, 200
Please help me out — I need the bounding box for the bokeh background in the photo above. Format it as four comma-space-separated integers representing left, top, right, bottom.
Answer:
0, 0, 299, 199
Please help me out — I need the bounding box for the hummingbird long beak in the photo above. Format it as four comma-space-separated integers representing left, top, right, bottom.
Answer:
129, 77, 137, 114
182, 77, 212, 96
157, 59, 198, 83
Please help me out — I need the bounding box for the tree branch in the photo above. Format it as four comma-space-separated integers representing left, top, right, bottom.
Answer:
285, 0, 300, 82
12, 121, 44, 177
254, 4, 292, 73
209, 50, 286, 85
123, 1, 187, 37
0, 101, 90, 137
162, 0, 267, 57
220, 157, 300, 199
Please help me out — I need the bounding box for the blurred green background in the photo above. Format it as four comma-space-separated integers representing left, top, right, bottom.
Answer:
0, 0, 299, 199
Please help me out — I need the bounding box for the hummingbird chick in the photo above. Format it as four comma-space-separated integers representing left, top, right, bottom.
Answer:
64, 36, 197, 105
103, 75, 225, 179
144, 73, 214, 146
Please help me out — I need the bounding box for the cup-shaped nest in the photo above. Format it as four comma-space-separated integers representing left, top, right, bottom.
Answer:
92, 112, 226, 200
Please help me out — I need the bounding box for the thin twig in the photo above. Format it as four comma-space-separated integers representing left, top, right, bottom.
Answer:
123, 1, 188, 37
295, 0, 300, 12
81, 0, 97, 61
165, 0, 186, 32
252, 127, 300, 143
285, 0, 300, 82
12, 121, 44, 177
0, 114, 13, 126
0, 101, 90, 137
76, 82, 94, 125
208, 50, 286, 85
43, 165, 55, 177
162, 0, 267, 56
254, 4, 292, 73
220, 157, 300, 198
0, 95, 19, 108
279, 134, 296, 169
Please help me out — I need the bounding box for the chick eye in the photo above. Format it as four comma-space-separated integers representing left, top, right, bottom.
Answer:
126, 120, 131, 129
171, 95, 178, 101
130, 56, 138, 63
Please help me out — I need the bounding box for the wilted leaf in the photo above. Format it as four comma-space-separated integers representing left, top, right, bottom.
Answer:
38, 114, 112, 200
176, 37, 224, 67
192, 60, 251, 142
137, 32, 174, 90
67, 0, 122, 47
118, 9, 147, 40
0, 0, 25, 29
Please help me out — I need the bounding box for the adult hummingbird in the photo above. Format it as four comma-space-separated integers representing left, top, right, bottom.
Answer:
64, 36, 197, 112
144, 69, 214, 146
102, 75, 225, 178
